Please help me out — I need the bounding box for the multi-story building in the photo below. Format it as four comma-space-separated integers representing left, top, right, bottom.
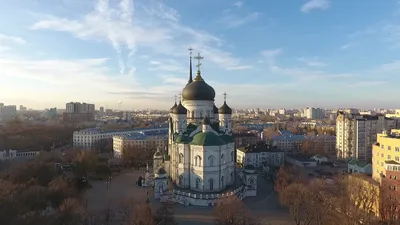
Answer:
234, 132, 259, 147
372, 130, 400, 186
113, 129, 168, 159
336, 111, 397, 162
0, 104, 17, 121
236, 143, 284, 168
271, 130, 305, 153
304, 107, 324, 120
63, 102, 95, 122
73, 126, 168, 150
306, 134, 336, 157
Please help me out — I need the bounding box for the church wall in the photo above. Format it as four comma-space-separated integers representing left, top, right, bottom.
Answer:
182, 100, 215, 124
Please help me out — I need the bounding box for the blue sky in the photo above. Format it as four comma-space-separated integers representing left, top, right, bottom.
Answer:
1, 0, 400, 110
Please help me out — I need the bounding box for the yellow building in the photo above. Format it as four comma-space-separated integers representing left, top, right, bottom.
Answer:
372, 129, 400, 183
348, 174, 381, 217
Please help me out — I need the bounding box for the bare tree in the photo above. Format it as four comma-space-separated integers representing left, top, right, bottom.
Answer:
126, 204, 155, 225
154, 201, 177, 225
214, 196, 259, 225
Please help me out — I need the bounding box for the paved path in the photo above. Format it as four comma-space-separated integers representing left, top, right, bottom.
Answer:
84, 170, 294, 225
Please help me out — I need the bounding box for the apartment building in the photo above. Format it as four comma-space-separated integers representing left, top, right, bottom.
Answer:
236, 143, 285, 168
113, 129, 168, 159
336, 112, 397, 162
0, 104, 17, 121
372, 130, 400, 186
63, 102, 95, 122
303, 107, 324, 120
72, 126, 168, 150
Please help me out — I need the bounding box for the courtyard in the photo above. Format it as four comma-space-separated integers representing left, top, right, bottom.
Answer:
84, 169, 294, 225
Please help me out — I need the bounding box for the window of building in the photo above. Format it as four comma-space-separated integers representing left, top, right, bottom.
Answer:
382, 145, 385, 149
221, 176, 224, 187
388, 155, 392, 160
179, 153, 184, 164
209, 179, 214, 191
221, 154, 225, 164
231, 151, 234, 162
195, 178, 200, 189
396, 157, 400, 161
388, 146, 392, 151
209, 155, 215, 167
396, 147, 400, 152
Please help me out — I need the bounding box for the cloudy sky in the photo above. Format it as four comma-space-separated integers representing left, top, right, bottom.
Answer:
1, 0, 400, 110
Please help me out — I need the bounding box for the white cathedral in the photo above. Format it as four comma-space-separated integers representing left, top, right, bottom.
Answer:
152, 51, 257, 204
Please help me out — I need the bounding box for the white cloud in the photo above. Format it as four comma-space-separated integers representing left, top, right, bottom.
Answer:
301, 0, 331, 13
220, 12, 260, 28
0, 33, 26, 44
347, 81, 387, 88
298, 57, 327, 67
226, 65, 253, 71
234, 1, 243, 8
30, 0, 247, 72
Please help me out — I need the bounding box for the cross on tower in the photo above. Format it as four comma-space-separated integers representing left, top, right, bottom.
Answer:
194, 53, 204, 71
223, 92, 227, 102
174, 95, 177, 103
178, 93, 182, 102
188, 47, 193, 57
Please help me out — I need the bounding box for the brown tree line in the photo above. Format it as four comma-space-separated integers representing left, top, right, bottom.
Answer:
275, 166, 400, 225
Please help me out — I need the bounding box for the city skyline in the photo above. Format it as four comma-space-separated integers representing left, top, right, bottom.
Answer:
1, 0, 400, 109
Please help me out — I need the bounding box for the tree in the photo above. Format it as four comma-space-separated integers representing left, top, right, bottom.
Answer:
300, 140, 314, 156
280, 182, 316, 225
274, 165, 299, 193
57, 198, 86, 225
214, 196, 259, 225
127, 204, 155, 225
154, 201, 177, 225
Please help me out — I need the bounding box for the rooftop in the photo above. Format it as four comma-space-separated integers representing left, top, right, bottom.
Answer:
348, 158, 370, 168
286, 154, 315, 162
237, 143, 281, 153
75, 126, 168, 134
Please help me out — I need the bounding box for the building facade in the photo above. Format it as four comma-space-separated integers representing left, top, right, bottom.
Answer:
304, 107, 324, 120
236, 144, 284, 168
63, 102, 95, 123
336, 111, 397, 161
73, 127, 168, 149
113, 129, 168, 159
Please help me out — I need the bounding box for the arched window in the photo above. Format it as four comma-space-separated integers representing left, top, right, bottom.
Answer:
194, 155, 202, 166
179, 175, 184, 186
221, 154, 225, 164
179, 153, 184, 164
208, 155, 215, 167
195, 178, 200, 189
221, 176, 224, 187
230, 172, 234, 182
249, 177, 255, 189
209, 178, 214, 191
230, 151, 234, 162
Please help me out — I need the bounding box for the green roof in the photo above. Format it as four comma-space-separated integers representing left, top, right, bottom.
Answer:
221, 134, 235, 143
187, 123, 198, 131
175, 135, 192, 144
190, 132, 226, 146
348, 158, 369, 168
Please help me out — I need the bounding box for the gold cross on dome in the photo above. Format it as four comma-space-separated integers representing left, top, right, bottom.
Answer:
223, 92, 227, 101
194, 53, 204, 71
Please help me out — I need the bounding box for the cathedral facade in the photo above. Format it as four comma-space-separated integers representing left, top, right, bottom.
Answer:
154, 52, 235, 194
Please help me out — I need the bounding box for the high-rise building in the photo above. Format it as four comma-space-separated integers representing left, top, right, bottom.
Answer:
63, 102, 95, 122
0, 104, 17, 121
336, 111, 397, 162
304, 107, 324, 120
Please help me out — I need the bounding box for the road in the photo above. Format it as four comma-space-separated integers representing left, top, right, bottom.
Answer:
84, 170, 294, 225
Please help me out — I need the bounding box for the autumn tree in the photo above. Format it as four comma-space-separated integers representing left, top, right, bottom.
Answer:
214, 196, 259, 225
300, 140, 314, 156
126, 204, 155, 225
274, 165, 299, 193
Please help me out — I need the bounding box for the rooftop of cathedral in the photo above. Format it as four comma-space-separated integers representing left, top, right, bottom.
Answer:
174, 122, 234, 146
